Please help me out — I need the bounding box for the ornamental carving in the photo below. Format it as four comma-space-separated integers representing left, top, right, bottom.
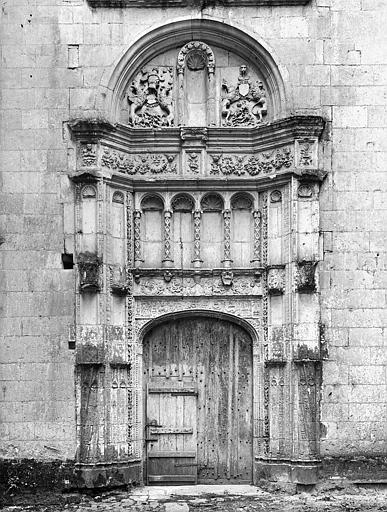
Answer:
78, 252, 101, 292
177, 41, 215, 75
210, 148, 293, 177
80, 144, 98, 167
267, 267, 285, 294
109, 265, 130, 295
135, 297, 260, 321
186, 152, 200, 174
133, 275, 262, 297
127, 67, 174, 127
101, 149, 177, 175
221, 65, 267, 127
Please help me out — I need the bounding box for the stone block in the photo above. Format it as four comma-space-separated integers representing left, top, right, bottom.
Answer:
349, 366, 385, 385
279, 16, 309, 38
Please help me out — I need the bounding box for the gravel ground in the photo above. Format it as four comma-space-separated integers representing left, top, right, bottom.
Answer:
1, 484, 386, 512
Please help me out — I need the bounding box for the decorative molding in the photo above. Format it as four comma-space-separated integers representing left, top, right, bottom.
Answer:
192, 210, 202, 266
163, 211, 173, 265
127, 67, 174, 128
135, 297, 261, 322
133, 210, 142, 266
210, 148, 293, 177
133, 275, 262, 297
267, 267, 285, 294
295, 138, 318, 169
223, 210, 232, 266
221, 64, 267, 127
180, 127, 208, 143
252, 210, 262, 266
101, 149, 177, 175
298, 183, 314, 199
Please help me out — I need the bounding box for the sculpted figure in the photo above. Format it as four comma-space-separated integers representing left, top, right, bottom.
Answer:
127, 67, 174, 128
221, 64, 267, 127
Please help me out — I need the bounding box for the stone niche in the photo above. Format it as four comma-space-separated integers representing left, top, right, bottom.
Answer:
68, 21, 326, 489
122, 43, 269, 129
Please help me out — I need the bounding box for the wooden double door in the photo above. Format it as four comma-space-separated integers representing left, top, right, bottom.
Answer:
143, 316, 253, 484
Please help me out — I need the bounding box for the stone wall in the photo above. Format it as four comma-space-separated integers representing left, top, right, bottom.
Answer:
0, 0, 386, 479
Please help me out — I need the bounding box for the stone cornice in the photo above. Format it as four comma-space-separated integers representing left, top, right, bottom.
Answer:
68, 115, 325, 185
87, 0, 310, 7
69, 116, 325, 152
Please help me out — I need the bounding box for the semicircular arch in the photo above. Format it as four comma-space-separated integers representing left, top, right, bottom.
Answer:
99, 17, 288, 122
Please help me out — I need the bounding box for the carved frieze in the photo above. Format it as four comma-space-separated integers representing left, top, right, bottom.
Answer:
267, 267, 285, 294
221, 65, 267, 127
135, 297, 261, 321
133, 275, 262, 297
210, 148, 293, 177
185, 152, 200, 174
127, 67, 174, 128
101, 149, 177, 175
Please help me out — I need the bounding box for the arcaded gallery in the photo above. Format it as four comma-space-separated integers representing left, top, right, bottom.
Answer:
0, 0, 386, 491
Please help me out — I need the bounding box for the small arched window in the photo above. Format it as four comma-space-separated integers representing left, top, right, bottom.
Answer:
141, 194, 164, 268
200, 193, 224, 268
231, 193, 253, 267
172, 194, 195, 268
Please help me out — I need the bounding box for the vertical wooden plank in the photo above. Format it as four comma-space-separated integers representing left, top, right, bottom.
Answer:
226, 325, 234, 480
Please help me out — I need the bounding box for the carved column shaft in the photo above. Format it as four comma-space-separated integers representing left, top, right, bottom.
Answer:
163, 210, 173, 267
192, 210, 202, 268
133, 210, 142, 268
222, 209, 232, 268
177, 69, 184, 126
252, 210, 262, 266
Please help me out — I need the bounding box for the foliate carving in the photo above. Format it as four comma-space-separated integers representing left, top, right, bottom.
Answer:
80, 143, 98, 167
209, 148, 293, 177
78, 252, 101, 292
177, 41, 215, 75
267, 267, 285, 294
127, 67, 174, 127
223, 210, 232, 264
135, 297, 260, 321
295, 261, 316, 292
101, 149, 177, 175
82, 185, 97, 199
221, 65, 267, 127
180, 127, 208, 142
163, 211, 173, 264
133, 275, 262, 297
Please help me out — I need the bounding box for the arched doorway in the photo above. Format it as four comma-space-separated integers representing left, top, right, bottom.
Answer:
143, 316, 253, 484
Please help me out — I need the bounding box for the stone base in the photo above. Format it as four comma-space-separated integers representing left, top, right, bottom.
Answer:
255, 459, 320, 485
0, 459, 142, 494
74, 461, 141, 488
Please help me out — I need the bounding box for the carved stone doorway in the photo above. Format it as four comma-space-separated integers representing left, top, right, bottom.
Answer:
143, 316, 253, 484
